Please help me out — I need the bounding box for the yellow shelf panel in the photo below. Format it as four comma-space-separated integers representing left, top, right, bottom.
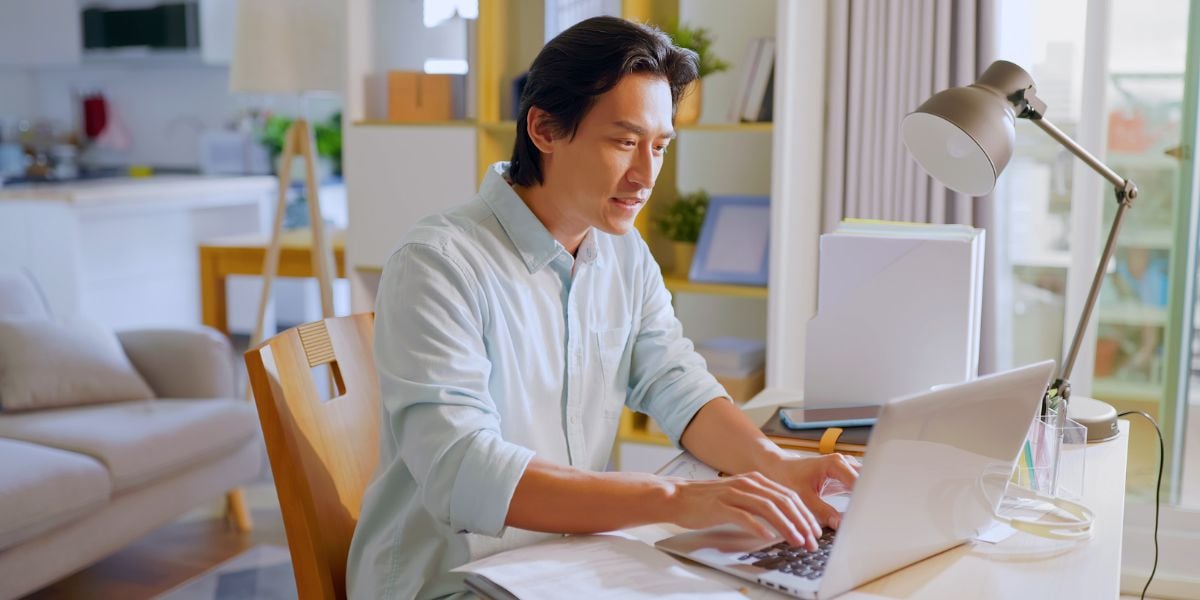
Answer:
663, 276, 768, 299
1091, 378, 1162, 403
617, 410, 673, 446
677, 122, 773, 133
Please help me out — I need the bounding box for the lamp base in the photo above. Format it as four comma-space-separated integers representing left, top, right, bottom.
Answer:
1067, 395, 1120, 442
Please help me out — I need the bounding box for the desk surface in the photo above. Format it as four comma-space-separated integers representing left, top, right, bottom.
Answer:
622, 389, 1129, 599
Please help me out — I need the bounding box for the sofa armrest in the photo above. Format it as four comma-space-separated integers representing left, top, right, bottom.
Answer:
117, 327, 236, 399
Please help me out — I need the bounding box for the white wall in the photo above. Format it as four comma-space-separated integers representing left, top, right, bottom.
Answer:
0, 71, 34, 124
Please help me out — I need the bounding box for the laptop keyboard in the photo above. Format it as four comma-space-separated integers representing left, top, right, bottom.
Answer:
737, 529, 837, 580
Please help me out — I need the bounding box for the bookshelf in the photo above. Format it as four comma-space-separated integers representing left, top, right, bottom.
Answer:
344, 0, 782, 470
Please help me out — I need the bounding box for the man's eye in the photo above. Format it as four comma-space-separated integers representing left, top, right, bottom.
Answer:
619, 140, 637, 147
654, 144, 669, 154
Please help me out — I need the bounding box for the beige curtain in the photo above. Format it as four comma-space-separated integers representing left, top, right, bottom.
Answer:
821, 0, 1003, 373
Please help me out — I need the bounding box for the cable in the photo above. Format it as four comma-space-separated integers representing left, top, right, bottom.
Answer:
1117, 411, 1163, 600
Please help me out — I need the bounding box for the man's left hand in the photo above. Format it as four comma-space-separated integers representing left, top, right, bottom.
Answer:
760, 453, 861, 530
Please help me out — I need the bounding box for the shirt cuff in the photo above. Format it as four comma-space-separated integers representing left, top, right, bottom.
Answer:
657, 374, 729, 448
449, 430, 536, 537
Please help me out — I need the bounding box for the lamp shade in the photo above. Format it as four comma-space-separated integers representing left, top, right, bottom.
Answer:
229, 0, 345, 94
901, 60, 1039, 196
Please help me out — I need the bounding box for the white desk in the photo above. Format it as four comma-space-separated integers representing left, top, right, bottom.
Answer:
622, 389, 1130, 599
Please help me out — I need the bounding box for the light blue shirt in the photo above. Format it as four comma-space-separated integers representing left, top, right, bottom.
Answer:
346, 162, 726, 599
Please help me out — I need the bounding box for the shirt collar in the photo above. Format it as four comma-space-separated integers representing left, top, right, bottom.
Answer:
481, 162, 600, 273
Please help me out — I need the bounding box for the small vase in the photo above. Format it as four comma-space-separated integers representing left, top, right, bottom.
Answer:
671, 242, 696, 278
675, 80, 702, 125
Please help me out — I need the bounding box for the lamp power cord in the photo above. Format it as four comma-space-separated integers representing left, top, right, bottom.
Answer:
1117, 411, 1163, 600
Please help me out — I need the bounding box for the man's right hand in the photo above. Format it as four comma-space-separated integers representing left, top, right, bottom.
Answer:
664, 471, 824, 551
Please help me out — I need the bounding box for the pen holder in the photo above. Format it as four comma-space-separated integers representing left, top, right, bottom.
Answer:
1012, 415, 1087, 499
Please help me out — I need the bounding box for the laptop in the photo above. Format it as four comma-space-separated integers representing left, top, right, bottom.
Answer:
655, 360, 1056, 599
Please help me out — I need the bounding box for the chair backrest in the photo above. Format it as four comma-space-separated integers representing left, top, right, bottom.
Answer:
244, 313, 380, 600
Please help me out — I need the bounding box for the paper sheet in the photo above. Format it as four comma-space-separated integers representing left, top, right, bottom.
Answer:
452, 534, 750, 599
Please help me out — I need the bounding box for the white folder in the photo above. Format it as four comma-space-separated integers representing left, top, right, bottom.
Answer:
804, 222, 984, 409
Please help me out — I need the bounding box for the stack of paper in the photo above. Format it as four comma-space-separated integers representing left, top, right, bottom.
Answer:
696, 337, 766, 378
804, 220, 985, 409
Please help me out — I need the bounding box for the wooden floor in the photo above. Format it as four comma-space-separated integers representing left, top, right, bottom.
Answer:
23, 507, 287, 600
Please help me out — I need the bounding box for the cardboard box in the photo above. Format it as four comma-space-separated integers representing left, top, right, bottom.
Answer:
714, 367, 766, 404
387, 71, 454, 122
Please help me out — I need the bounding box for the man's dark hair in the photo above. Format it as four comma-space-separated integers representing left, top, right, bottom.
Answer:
508, 16, 699, 187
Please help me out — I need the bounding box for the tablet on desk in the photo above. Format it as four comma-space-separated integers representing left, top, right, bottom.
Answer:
779, 405, 879, 430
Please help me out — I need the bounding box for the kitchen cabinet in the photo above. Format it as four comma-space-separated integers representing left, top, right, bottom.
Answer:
0, 0, 81, 67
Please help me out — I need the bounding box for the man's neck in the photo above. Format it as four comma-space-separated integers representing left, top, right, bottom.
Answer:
512, 183, 588, 256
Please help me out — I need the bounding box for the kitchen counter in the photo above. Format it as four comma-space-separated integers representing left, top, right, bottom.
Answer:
0, 175, 277, 208
0, 175, 276, 330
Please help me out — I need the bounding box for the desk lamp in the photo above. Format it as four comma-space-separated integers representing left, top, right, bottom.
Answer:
901, 60, 1122, 443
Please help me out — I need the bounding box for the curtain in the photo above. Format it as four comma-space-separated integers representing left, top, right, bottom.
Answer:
821, 0, 1004, 374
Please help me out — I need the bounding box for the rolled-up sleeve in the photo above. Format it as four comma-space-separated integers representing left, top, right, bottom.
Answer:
374, 242, 534, 538
624, 240, 728, 447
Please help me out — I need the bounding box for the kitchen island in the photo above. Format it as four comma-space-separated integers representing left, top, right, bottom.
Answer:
0, 175, 276, 330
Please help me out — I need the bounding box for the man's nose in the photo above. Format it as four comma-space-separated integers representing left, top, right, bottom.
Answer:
626, 144, 655, 190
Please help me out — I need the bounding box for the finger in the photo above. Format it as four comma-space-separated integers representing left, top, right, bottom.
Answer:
839, 453, 862, 474
731, 490, 805, 548
748, 473, 821, 547
824, 455, 860, 490
728, 507, 775, 540
805, 495, 844, 530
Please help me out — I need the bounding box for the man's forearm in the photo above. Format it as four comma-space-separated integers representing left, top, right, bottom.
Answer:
505, 457, 675, 533
680, 397, 787, 475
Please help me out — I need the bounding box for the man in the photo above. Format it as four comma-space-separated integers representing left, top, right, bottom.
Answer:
347, 16, 859, 599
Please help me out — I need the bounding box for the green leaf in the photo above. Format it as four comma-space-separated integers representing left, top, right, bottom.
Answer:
654, 189, 709, 242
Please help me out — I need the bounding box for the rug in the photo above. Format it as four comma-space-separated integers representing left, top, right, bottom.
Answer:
155, 544, 297, 600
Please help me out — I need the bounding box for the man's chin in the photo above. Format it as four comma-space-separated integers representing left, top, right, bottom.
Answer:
598, 220, 636, 236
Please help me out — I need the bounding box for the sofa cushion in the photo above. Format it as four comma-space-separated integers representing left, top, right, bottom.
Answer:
0, 317, 155, 412
0, 438, 111, 552
0, 270, 49, 320
0, 399, 258, 493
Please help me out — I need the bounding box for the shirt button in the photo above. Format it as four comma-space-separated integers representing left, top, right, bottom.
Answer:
569, 416, 577, 424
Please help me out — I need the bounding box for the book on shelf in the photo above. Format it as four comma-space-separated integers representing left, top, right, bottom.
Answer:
696, 336, 766, 374
727, 37, 775, 123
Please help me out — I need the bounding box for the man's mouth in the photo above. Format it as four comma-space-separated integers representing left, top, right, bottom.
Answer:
611, 197, 645, 207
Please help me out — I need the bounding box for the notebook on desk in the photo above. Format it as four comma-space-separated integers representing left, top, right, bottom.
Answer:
759, 408, 869, 455
656, 360, 1055, 599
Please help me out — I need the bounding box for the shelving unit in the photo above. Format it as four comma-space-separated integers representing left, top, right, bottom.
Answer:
344, 0, 781, 472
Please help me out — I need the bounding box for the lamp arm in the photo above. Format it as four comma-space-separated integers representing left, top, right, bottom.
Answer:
1026, 116, 1139, 406
1030, 117, 1127, 190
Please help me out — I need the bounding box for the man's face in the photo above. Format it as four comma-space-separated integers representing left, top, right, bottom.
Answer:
539, 73, 675, 236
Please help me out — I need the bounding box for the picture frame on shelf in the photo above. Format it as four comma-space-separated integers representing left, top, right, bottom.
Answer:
689, 195, 770, 286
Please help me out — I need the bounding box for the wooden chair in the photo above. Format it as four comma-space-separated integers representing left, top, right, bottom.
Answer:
244, 314, 380, 600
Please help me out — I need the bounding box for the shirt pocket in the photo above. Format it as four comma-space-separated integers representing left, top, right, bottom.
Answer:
594, 325, 631, 420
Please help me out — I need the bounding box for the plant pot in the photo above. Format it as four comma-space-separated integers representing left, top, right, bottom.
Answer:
671, 241, 696, 278
675, 80, 702, 125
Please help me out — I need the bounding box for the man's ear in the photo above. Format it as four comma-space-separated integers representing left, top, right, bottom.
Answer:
525, 106, 558, 155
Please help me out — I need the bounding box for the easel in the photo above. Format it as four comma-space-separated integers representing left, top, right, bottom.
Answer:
249, 117, 336, 363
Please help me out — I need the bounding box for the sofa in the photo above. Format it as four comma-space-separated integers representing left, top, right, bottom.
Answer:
0, 269, 264, 599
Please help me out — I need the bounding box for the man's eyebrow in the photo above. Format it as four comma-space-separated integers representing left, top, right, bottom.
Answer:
613, 120, 676, 140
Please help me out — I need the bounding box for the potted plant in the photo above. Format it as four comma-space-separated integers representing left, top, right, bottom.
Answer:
260, 111, 343, 181
664, 22, 730, 125
655, 189, 709, 278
